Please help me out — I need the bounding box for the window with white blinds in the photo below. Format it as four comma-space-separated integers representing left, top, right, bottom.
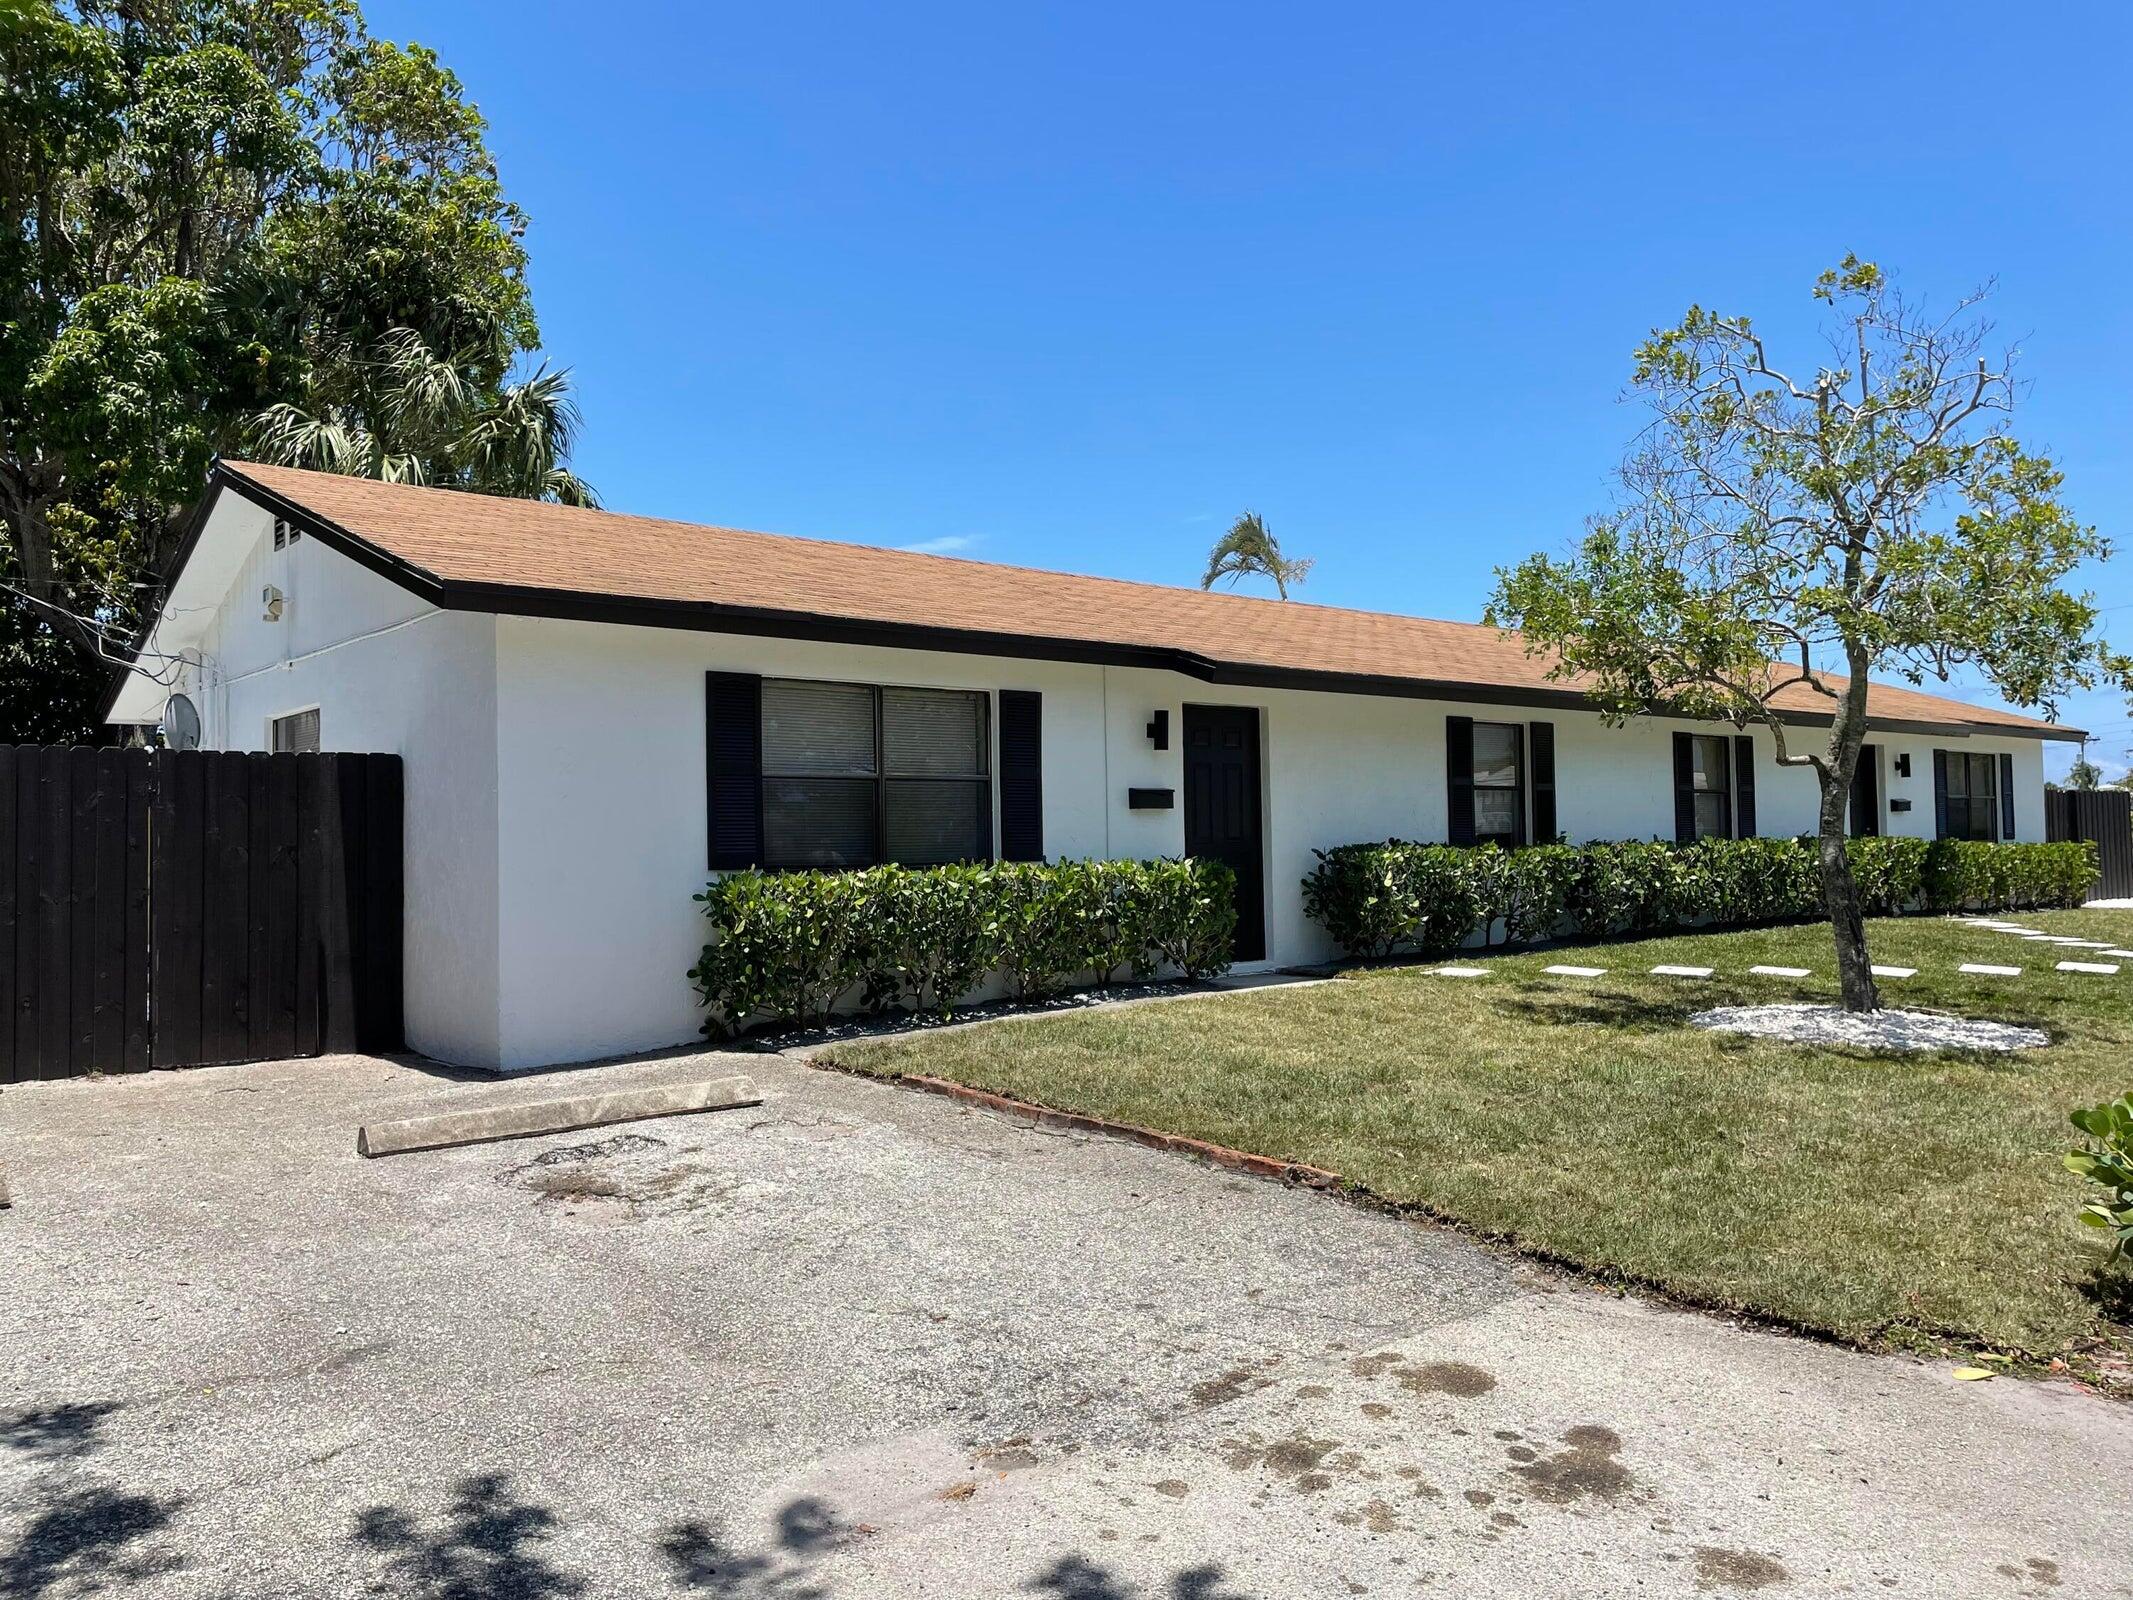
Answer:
760, 679, 990, 868
270, 708, 320, 754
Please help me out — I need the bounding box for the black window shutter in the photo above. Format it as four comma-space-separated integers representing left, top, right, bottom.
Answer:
1999, 752, 2016, 840
1672, 732, 1695, 843
1446, 716, 1475, 845
1732, 733, 1756, 838
1933, 750, 1950, 839
1528, 721, 1557, 843
1850, 744, 1879, 837
998, 690, 1043, 861
705, 672, 763, 869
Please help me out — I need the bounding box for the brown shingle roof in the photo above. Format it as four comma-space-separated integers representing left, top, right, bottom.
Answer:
218, 461, 2074, 740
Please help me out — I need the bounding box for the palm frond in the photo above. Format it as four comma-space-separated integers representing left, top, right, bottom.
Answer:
241, 403, 373, 477
373, 328, 474, 444
1201, 510, 1312, 599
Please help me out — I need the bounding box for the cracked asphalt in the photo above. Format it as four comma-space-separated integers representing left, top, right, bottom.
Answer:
1, 1048, 2126, 1597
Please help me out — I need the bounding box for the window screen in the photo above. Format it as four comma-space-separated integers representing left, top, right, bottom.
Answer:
1689, 734, 1730, 839
1945, 752, 1999, 841
1471, 722, 1522, 846
759, 680, 990, 868
884, 687, 990, 866
270, 709, 319, 754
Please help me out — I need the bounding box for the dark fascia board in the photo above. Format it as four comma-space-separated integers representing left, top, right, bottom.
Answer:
173, 461, 2082, 744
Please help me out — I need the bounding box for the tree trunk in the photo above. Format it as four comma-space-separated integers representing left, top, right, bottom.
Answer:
1817, 773, 1879, 1012
1820, 651, 1879, 1013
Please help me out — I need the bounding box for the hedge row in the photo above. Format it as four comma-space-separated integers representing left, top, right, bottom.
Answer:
1301, 835, 2098, 960
691, 858, 1237, 1035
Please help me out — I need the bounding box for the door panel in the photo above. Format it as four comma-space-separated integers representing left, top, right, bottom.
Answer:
1182, 705, 1266, 962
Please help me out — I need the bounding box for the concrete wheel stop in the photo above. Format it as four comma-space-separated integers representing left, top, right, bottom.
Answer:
357, 1073, 761, 1158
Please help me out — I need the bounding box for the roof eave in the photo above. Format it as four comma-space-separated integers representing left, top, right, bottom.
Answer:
156, 464, 2086, 744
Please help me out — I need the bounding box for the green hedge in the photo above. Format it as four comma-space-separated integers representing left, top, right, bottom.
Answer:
691, 858, 1237, 1035
1302, 836, 2096, 961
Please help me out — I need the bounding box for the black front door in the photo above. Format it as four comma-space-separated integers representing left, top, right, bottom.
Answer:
1183, 705, 1265, 962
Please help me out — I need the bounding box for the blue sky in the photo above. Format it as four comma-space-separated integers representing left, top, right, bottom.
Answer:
371, 0, 2132, 775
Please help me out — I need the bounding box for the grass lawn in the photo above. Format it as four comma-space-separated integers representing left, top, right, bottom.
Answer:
825, 911, 2133, 1365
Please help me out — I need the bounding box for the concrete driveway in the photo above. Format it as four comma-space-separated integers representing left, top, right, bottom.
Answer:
1, 1048, 2125, 1599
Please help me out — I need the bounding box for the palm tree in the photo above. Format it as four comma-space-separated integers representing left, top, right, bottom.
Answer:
243, 326, 596, 506
1200, 510, 1312, 599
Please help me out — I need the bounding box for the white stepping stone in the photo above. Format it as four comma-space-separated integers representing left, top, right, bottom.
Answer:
1544, 964, 1607, 977
1749, 965, 1812, 978
1960, 963, 2022, 976
1651, 964, 1714, 978
2100, 949, 2133, 960
1431, 966, 1490, 978
2065, 940, 2117, 949
2057, 961, 2120, 975
2041, 936, 2092, 946
1871, 965, 1917, 978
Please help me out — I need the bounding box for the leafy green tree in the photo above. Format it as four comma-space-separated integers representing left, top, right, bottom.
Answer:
2064, 750, 2103, 790
1490, 258, 2126, 1011
0, 1, 589, 737
1201, 510, 1312, 599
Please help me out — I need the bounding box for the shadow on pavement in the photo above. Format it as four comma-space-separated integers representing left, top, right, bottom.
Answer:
0, 1485, 184, 1600
0, 1402, 122, 1465
659, 1497, 1254, 1599
355, 1472, 587, 1600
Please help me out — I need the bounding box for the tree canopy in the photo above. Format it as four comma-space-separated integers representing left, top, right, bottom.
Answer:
0, 0, 591, 738
1489, 258, 2126, 1009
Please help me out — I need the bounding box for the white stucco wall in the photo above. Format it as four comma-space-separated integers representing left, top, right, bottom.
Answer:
154, 501, 503, 1069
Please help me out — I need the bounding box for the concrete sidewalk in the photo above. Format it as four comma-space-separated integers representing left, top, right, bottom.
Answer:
2, 1050, 2124, 1597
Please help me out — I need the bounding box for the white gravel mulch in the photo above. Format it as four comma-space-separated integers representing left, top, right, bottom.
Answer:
1690, 1003, 2048, 1053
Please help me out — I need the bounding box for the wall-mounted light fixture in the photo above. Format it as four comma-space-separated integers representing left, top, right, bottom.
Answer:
261, 585, 284, 622
1146, 709, 1169, 750
1893, 752, 1912, 778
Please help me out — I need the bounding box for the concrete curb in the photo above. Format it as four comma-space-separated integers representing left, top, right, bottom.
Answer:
860, 1067, 1344, 1190
357, 1073, 761, 1158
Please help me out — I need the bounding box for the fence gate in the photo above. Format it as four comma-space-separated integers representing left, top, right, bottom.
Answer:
0, 748, 402, 1084
2045, 786, 2133, 902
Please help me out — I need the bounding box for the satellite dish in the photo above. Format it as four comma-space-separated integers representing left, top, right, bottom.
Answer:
163, 693, 201, 751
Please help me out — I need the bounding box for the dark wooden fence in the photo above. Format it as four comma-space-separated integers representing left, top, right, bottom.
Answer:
0, 749, 402, 1084
2046, 786, 2133, 902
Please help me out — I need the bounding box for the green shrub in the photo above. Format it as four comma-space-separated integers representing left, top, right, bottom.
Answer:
1143, 858, 1239, 978
1925, 838, 2095, 912
1299, 841, 1484, 958
692, 857, 1236, 1035
1564, 840, 1682, 937
1484, 843, 1579, 946
1301, 834, 2099, 961
1299, 842, 1427, 959
1846, 836, 1929, 916
869, 863, 996, 1017
991, 860, 1103, 999
688, 869, 873, 1029
2066, 1095, 2133, 1266
1684, 835, 1821, 926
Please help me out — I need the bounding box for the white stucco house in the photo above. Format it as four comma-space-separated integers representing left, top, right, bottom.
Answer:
106, 462, 2079, 1071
